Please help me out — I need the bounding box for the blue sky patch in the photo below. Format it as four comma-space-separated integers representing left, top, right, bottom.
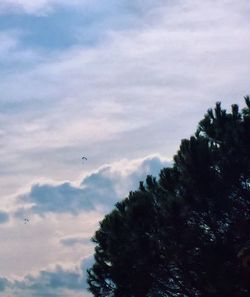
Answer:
0, 2, 140, 51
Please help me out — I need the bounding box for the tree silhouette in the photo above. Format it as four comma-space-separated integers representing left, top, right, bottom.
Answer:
87, 97, 250, 297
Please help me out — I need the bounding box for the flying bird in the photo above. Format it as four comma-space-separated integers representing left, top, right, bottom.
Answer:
82, 156, 87, 161
24, 218, 30, 224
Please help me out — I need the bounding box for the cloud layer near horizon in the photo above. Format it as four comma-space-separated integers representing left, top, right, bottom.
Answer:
0, 257, 92, 297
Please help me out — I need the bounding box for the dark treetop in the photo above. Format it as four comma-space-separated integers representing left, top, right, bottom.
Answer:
87, 97, 250, 297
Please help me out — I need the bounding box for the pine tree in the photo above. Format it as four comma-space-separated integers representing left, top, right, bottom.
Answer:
87, 97, 250, 297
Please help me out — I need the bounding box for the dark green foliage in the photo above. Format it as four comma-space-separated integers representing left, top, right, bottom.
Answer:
87, 97, 250, 297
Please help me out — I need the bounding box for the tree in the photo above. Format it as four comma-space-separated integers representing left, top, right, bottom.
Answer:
87, 97, 250, 297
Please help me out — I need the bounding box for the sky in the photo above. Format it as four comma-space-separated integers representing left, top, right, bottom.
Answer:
0, 0, 250, 296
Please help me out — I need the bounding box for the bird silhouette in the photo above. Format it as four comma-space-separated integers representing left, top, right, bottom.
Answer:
82, 156, 87, 161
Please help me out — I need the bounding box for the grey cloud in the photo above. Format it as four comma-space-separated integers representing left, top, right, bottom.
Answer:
18, 156, 169, 215
0, 211, 9, 224
20, 182, 94, 214
0, 277, 8, 291
19, 171, 118, 214
22, 267, 84, 291
1, 257, 92, 297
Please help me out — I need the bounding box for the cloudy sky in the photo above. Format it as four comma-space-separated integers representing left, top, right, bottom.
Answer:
0, 0, 250, 296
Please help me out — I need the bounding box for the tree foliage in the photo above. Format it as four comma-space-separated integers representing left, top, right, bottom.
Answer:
87, 97, 250, 297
